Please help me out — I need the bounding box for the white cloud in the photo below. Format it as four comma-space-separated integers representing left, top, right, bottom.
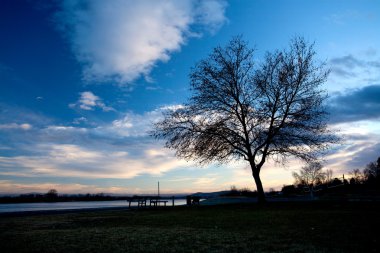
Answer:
0, 123, 32, 130
109, 110, 162, 137
193, 0, 228, 34
70, 91, 115, 111
104, 104, 183, 137
54, 0, 227, 84
79, 91, 99, 110
45, 125, 87, 133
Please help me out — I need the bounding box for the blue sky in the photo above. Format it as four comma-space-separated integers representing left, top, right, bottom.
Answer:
1, 0, 380, 194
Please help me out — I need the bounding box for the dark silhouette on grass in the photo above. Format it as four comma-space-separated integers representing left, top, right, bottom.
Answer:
153, 36, 337, 203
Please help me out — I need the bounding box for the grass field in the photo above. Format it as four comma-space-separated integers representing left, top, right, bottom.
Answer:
0, 202, 379, 252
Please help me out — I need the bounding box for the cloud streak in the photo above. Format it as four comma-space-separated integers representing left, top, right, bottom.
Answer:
328, 53, 380, 90
0, 143, 190, 179
0, 180, 133, 195
328, 85, 380, 123
0, 123, 32, 130
324, 10, 377, 25
54, 0, 227, 84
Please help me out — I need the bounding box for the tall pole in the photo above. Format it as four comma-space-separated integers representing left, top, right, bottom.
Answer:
158, 181, 160, 197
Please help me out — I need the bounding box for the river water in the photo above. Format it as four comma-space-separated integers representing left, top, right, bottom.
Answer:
0, 199, 187, 213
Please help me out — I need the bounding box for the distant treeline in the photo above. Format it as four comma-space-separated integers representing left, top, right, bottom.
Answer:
0, 190, 184, 204
0, 192, 127, 204
222, 186, 259, 197
223, 157, 380, 199
282, 156, 380, 198
281, 178, 380, 197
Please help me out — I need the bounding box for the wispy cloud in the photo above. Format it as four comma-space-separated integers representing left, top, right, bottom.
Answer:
72, 116, 88, 125
0, 123, 32, 130
0, 103, 53, 128
54, 0, 227, 84
324, 131, 380, 173
70, 91, 115, 112
324, 10, 377, 25
99, 104, 183, 137
108, 110, 163, 137
328, 53, 380, 90
0, 143, 190, 180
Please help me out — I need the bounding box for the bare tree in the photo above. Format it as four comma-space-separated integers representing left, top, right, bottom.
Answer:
46, 189, 58, 199
324, 168, 333, 184
363, 157, 380, 183
350, 168, 364, 184
153, 36, 337, 203
293, 162, 326, 198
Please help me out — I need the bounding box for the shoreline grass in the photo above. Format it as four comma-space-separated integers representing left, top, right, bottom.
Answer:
1, 202, 379, 252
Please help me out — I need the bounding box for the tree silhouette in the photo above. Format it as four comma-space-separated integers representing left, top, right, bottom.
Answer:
350, 168, 364, 184
153, 36, 337, 203
363, 156, 380, 185
293, 162, 326, 198
45, 189, 58, 200
324, 168, 333, 184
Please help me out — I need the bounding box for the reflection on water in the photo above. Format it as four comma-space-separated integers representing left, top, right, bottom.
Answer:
0, 199, 187, 213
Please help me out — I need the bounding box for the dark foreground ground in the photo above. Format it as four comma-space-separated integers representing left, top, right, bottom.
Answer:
0, 201, 379, 253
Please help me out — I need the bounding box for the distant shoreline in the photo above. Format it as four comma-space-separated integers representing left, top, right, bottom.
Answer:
0, 206, 133, 217
0, 195, 187, 204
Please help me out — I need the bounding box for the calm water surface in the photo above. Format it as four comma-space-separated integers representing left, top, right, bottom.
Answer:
0, 199, 187, 213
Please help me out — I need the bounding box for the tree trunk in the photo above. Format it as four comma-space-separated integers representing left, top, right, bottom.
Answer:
251, 167, 266, 204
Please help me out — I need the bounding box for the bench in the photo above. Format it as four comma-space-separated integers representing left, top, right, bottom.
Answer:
127, 198, 147, 208
149, 199, 168, 207
127, 197, 170, 208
